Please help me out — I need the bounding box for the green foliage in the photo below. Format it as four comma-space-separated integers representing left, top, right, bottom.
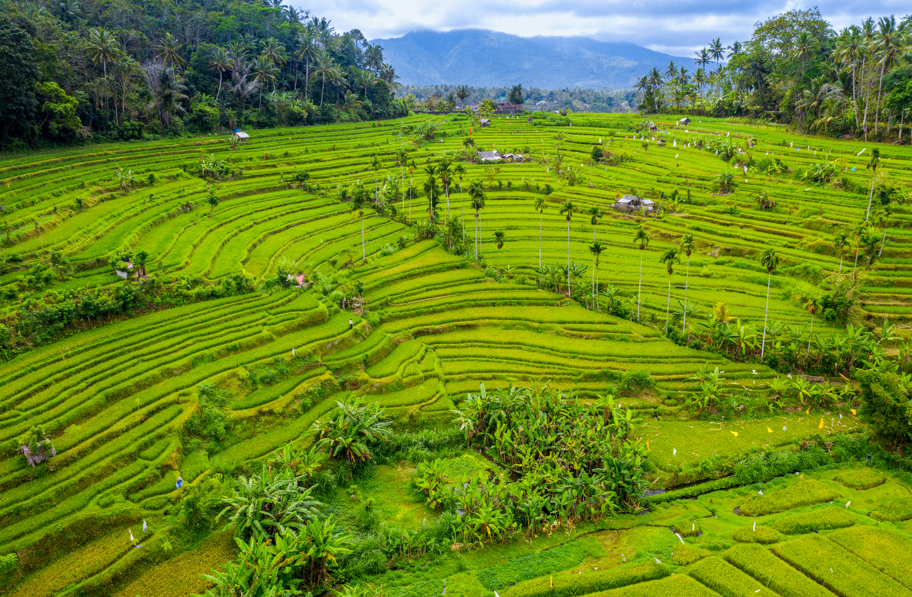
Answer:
870, 496, 912, 522
856, 368, 912, 451
739, 480, 840, 516
832, 468, 885, 490
185, 383, 231, 444
314, 398, 393, 466
502, 560, 669, 597
732, 524, 783, 544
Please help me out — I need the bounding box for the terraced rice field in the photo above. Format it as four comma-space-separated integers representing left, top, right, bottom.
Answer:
2, 113, 912, 594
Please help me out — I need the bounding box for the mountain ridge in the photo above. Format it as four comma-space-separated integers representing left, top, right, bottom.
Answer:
370, 29, 702, 89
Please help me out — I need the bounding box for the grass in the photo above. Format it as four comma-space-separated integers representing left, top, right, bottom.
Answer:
738, 480, 841, 517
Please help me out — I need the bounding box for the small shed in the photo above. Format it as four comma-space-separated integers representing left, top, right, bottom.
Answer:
613, 195, 655, 212
647, 122, 657, 131
478, 150, 502, 163
19, 439, 56, 468
479, 118, 491, 128
114, 261, 134, 279
679, 117, 691, 125
233, 130, 250, 143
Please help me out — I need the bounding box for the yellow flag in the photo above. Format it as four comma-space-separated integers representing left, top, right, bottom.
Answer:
550, 576, 553, 588
805, 407, 810, 414
850, 409, 856, 415
767, 427, 773, 433
819, 418, 824, 430
646, 440, 650, 450
730, 431, 739, 437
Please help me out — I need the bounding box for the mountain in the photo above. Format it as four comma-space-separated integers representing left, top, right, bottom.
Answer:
370, 29, 703, 90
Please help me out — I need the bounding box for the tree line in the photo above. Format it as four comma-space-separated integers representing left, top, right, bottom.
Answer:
635, 8, 912, 141
0, 0, 407, 149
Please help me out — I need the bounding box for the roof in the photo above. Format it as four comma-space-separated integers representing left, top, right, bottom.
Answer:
617, 195, 639, 203
234, 131, 250, 139
478, 150, 502, 162
641, 199, 655, 205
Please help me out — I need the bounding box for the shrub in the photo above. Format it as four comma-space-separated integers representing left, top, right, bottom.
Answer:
833, 468, 885, 490
732, 524, 782, 544
502, 560, 669, 597
739, 480, 840, 517
774, 506, 855, 535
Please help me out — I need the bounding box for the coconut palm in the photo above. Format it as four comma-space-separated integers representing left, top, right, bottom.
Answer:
833, 232, 851, 274
865, 148, 880, 220
423, 164, 438, 223
660, 248, 680, 334
209, 47, 232, 103
493, 230, 505, 271
456, 85, 471, 108
155, 33, 185, 69
589, 242, 606, 310
295, 28, 319, 97
559, 200, 576, 297
759, 248, 779, 359
790, 31, 813, 76
710, 37, 724, 69
469, 181, 486, 260
260, 37, 287, 68
84, 27, 119, 79
313, 51, 342, 106
534, 196, 547, 270
679, 233, 695, 335
438, 159, 452, 221
873, 16, 904, 136
352, 184, 368, 260
803, 297, 821, 357
633, 227, 650, 323
250, 55, 279, 110
370, 155, 382, 203
454, 164, 466, 242
860, 17, 876, 139
833, 26, 863, 127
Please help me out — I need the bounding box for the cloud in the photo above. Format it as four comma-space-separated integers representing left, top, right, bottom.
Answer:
296, 0, 909, 55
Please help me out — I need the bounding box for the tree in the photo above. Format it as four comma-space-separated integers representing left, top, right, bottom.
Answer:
679, 234, 695, 335
0, 15, 39, 144
469, 181, 486, 260
155, 33, 185, 69
84, 26, 119, 79
493, 230, 505, 271
352, 183, 368, 261
660, 248, 680, 334
423, 164, 438, 223
508, 84, 524, 105
633, 227, 651, 323
759, 248, 779, 359
313, 51, 342, 106
454, 164, 466, 243
313, 398, 392, 466
534, 197, 547, 271
833, 232, 851, 274
209, 47, 232, 103
113, 167, 133, 191
856, 368, 912, 451
370, 155, 383, 203
207, 185, 220, 216
866, 148, 881, 221
872, 16, 904, 136
589, 242, 605, 310
559, 201, 576, 297
295, 29, 319, 98
251, 55, 279, 110
803, 296, 821, 357
456, 84, 471, 108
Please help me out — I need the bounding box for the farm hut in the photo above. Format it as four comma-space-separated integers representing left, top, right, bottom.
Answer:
19, 439, 56, 467
647, 122, 657, 131
613, 195, 655, 212
479, 119, 491, 128
287, 274, 306, 288
114, 261, 134, 279
496, 101, 524, 115
478, 150, 503, 163
514, 154, 525, 163
679, 117, 691, 125
233, 131, 250, 143
527, 117, 534, 124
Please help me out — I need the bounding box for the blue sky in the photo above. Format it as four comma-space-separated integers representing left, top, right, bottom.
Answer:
299, 0, 910, 56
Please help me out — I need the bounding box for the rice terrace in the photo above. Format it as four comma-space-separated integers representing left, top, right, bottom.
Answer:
2, 2, 912, 597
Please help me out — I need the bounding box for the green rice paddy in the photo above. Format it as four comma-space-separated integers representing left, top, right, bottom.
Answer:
2, 112, 912, 595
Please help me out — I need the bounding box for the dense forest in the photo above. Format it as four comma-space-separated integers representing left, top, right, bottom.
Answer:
636, 8, 912, 141
0, 0, 407, 149
398, 84, 638, 114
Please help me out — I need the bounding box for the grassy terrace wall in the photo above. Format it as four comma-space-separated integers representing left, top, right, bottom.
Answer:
1, 113, 911, 595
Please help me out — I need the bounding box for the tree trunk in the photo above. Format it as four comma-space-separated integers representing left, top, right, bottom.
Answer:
760, 271, 771, 358
566, 219, 571, 298
806, 314, 814, 357
538, 210, 542, 270
853, 244, 860, 279
320, 77, 325, 106
879, 225, 887, 257
665, 276, 671, 334
474, 211, 478, 260
305, 59, 310, 98
862, 58, 872, 140
838, 252, 843, 275
682, 256, 690, 336
360, 211, 365, 260
216, 71, 223, 102
851, 60, 859, 128
866, 169, 876, 220
637, 250, 643, 323
875, 59, 886, 135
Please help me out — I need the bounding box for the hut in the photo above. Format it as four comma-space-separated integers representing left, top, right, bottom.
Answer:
479, 118, 491, 128
678, 117, 691, 125
114, 261, 134, 279
647, 121, 658, 131
612, 195, 655, 213
477, 150, 503, 163
233, 130, 250, 143
19, 439, 56, 468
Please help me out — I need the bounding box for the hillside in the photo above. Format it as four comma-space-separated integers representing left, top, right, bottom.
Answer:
371, 29, 703, 88
1, 113, 912, 596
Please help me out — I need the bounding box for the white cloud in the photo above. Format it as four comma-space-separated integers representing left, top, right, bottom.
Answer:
294, 0, 908, 55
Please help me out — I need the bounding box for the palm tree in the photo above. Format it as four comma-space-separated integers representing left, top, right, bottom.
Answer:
370, 155, 383, 204
469, 181, 486, 260
860, 17, 876, 139
803, 297, 821, 357
633, 227, 650, 323
559, 201, 576, 297
456, 85, 471, 108
833, 232, 851, 274
209, 47, 232, 103
710, 37, 724, 70
589, 242, 606, 310
313, 51, 342, 106
84, 27, 119, 79
438, 159, 451, 221
833, 26, 863, 128
352, 185, 368, 261
454, 164, 466, 243
493, 230, 505, 271
155, 33, 185, 69
660, 248, 680, 334
873, 16, 903, 136
250, 55, 279, 111
423, 164, 437, 223
759, 248, 779, 359
295, 29, 319, 97
260, 37, 287, 68
679, 234, 695, 336
665, 60, 678, 80
790, 31, 813, 76
534, 196, 547, 270
865, 148, 880, 220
